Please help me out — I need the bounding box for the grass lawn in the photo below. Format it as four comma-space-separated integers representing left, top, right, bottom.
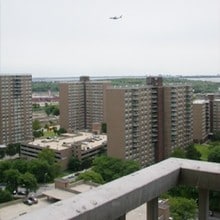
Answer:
43, 130, 56, 138
194, 144, 210, 161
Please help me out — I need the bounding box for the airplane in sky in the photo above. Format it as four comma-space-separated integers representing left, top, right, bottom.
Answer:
109, 15, 122, 20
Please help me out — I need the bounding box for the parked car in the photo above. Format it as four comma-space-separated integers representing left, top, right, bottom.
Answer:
18, 190, 26, 195
28, 196, 38, 204
23, 198, 33, 205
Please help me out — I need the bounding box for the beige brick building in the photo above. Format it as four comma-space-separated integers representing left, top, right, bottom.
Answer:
193, 100, 210, 142
213, 99, 220, 133
162, 85, 193, 157
20, 132, 107, 170
0, 74, 32, 145
107, 77, 193, 167
59, 76, 111, 132
106, 86, 154, 167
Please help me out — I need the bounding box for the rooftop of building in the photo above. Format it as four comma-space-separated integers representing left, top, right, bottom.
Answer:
26, 132, 107, 151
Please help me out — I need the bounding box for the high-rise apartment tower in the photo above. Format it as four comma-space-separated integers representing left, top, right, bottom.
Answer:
107, 77, 193, 167
106, 86, 154, 167
59, 76, 111, 132
192, 100, 210, 142
0, 75, 32, 145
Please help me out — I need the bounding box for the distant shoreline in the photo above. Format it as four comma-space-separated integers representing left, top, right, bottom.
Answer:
32, 75, 220, 83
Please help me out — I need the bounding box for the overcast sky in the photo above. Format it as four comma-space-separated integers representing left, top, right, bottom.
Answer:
0, 0, 220, 78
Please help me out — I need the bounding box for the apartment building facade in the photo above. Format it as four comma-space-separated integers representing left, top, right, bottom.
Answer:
107, 77, 193, 167
192, 100, 210, 142
162, 85, 193, 157
107, 86, 154, 167
197, 94, 220, 135
0, 74, 32, 145
213, 99, 220, 133
59, 76, 111, 132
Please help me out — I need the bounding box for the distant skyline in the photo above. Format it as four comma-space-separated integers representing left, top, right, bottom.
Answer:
0, 0, 220, 78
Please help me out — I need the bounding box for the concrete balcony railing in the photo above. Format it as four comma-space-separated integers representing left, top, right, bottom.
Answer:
17, 158, 220, 220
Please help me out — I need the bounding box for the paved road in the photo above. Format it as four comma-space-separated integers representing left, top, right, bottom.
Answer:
0, 197, 51, 220
35, 183, 55, 196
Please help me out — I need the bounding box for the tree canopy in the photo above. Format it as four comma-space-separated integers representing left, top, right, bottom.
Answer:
32, 119, 41, 130
185, 145, 201, 160
92, 156, 140, 183
68, 156, 81, 172
208, 146, 220, 163
38, 148, 56, 165
4, 169, 21, 192
77, 170, 104, 184
0, 189, 13, 204
171, 148, 186, 158
19, 172, 38, 194
169, 197, 197, 220
45, 104, 59, 116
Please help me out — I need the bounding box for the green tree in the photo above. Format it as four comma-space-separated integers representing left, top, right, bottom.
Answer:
28, 159, 51, 183
45, 105, 59, 116
4, 169, 21, 192
186, 145, 201, 160
92, 156, 122, 182
52, 106, 60, 116
169, 197, 197, 220
0, 160, 12, 182
6, 144, 19, 156
32, 119, 41, 130
168, 185, 198, 201
77, 170, 104, 184
68, 156, 81, 171
49, 163, 61, 181
53, 126, 58, 134
0, 189, 13, 203
212, 131, 220, 141
19, 172, 38, 195
57, 127, 67, 135
171, 148, 186, 158
0, 148, 6, 159
92, 156, 140, 183
81, 158, 93, 170
44, 123, 49, 130
38, 148, 56, 165
12, 159, 28, 174
33, 130, 43, 138
45, 106, 51, 116
208, 146, 220, 163
121, 159, 140, 175
32, 103, 41, 111
32, 81, 59, 93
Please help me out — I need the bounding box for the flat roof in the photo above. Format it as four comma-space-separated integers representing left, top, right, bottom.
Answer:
26, 132, 107, 151
71, 184, 96, 193
42, 189, 77, 200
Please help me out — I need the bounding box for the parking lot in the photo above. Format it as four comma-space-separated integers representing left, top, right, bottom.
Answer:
0, 197, 52, 220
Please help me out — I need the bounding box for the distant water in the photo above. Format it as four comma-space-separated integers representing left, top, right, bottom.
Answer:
32, 75, 146, 82
185, 77, 220, 83
32, 76, 220, 83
